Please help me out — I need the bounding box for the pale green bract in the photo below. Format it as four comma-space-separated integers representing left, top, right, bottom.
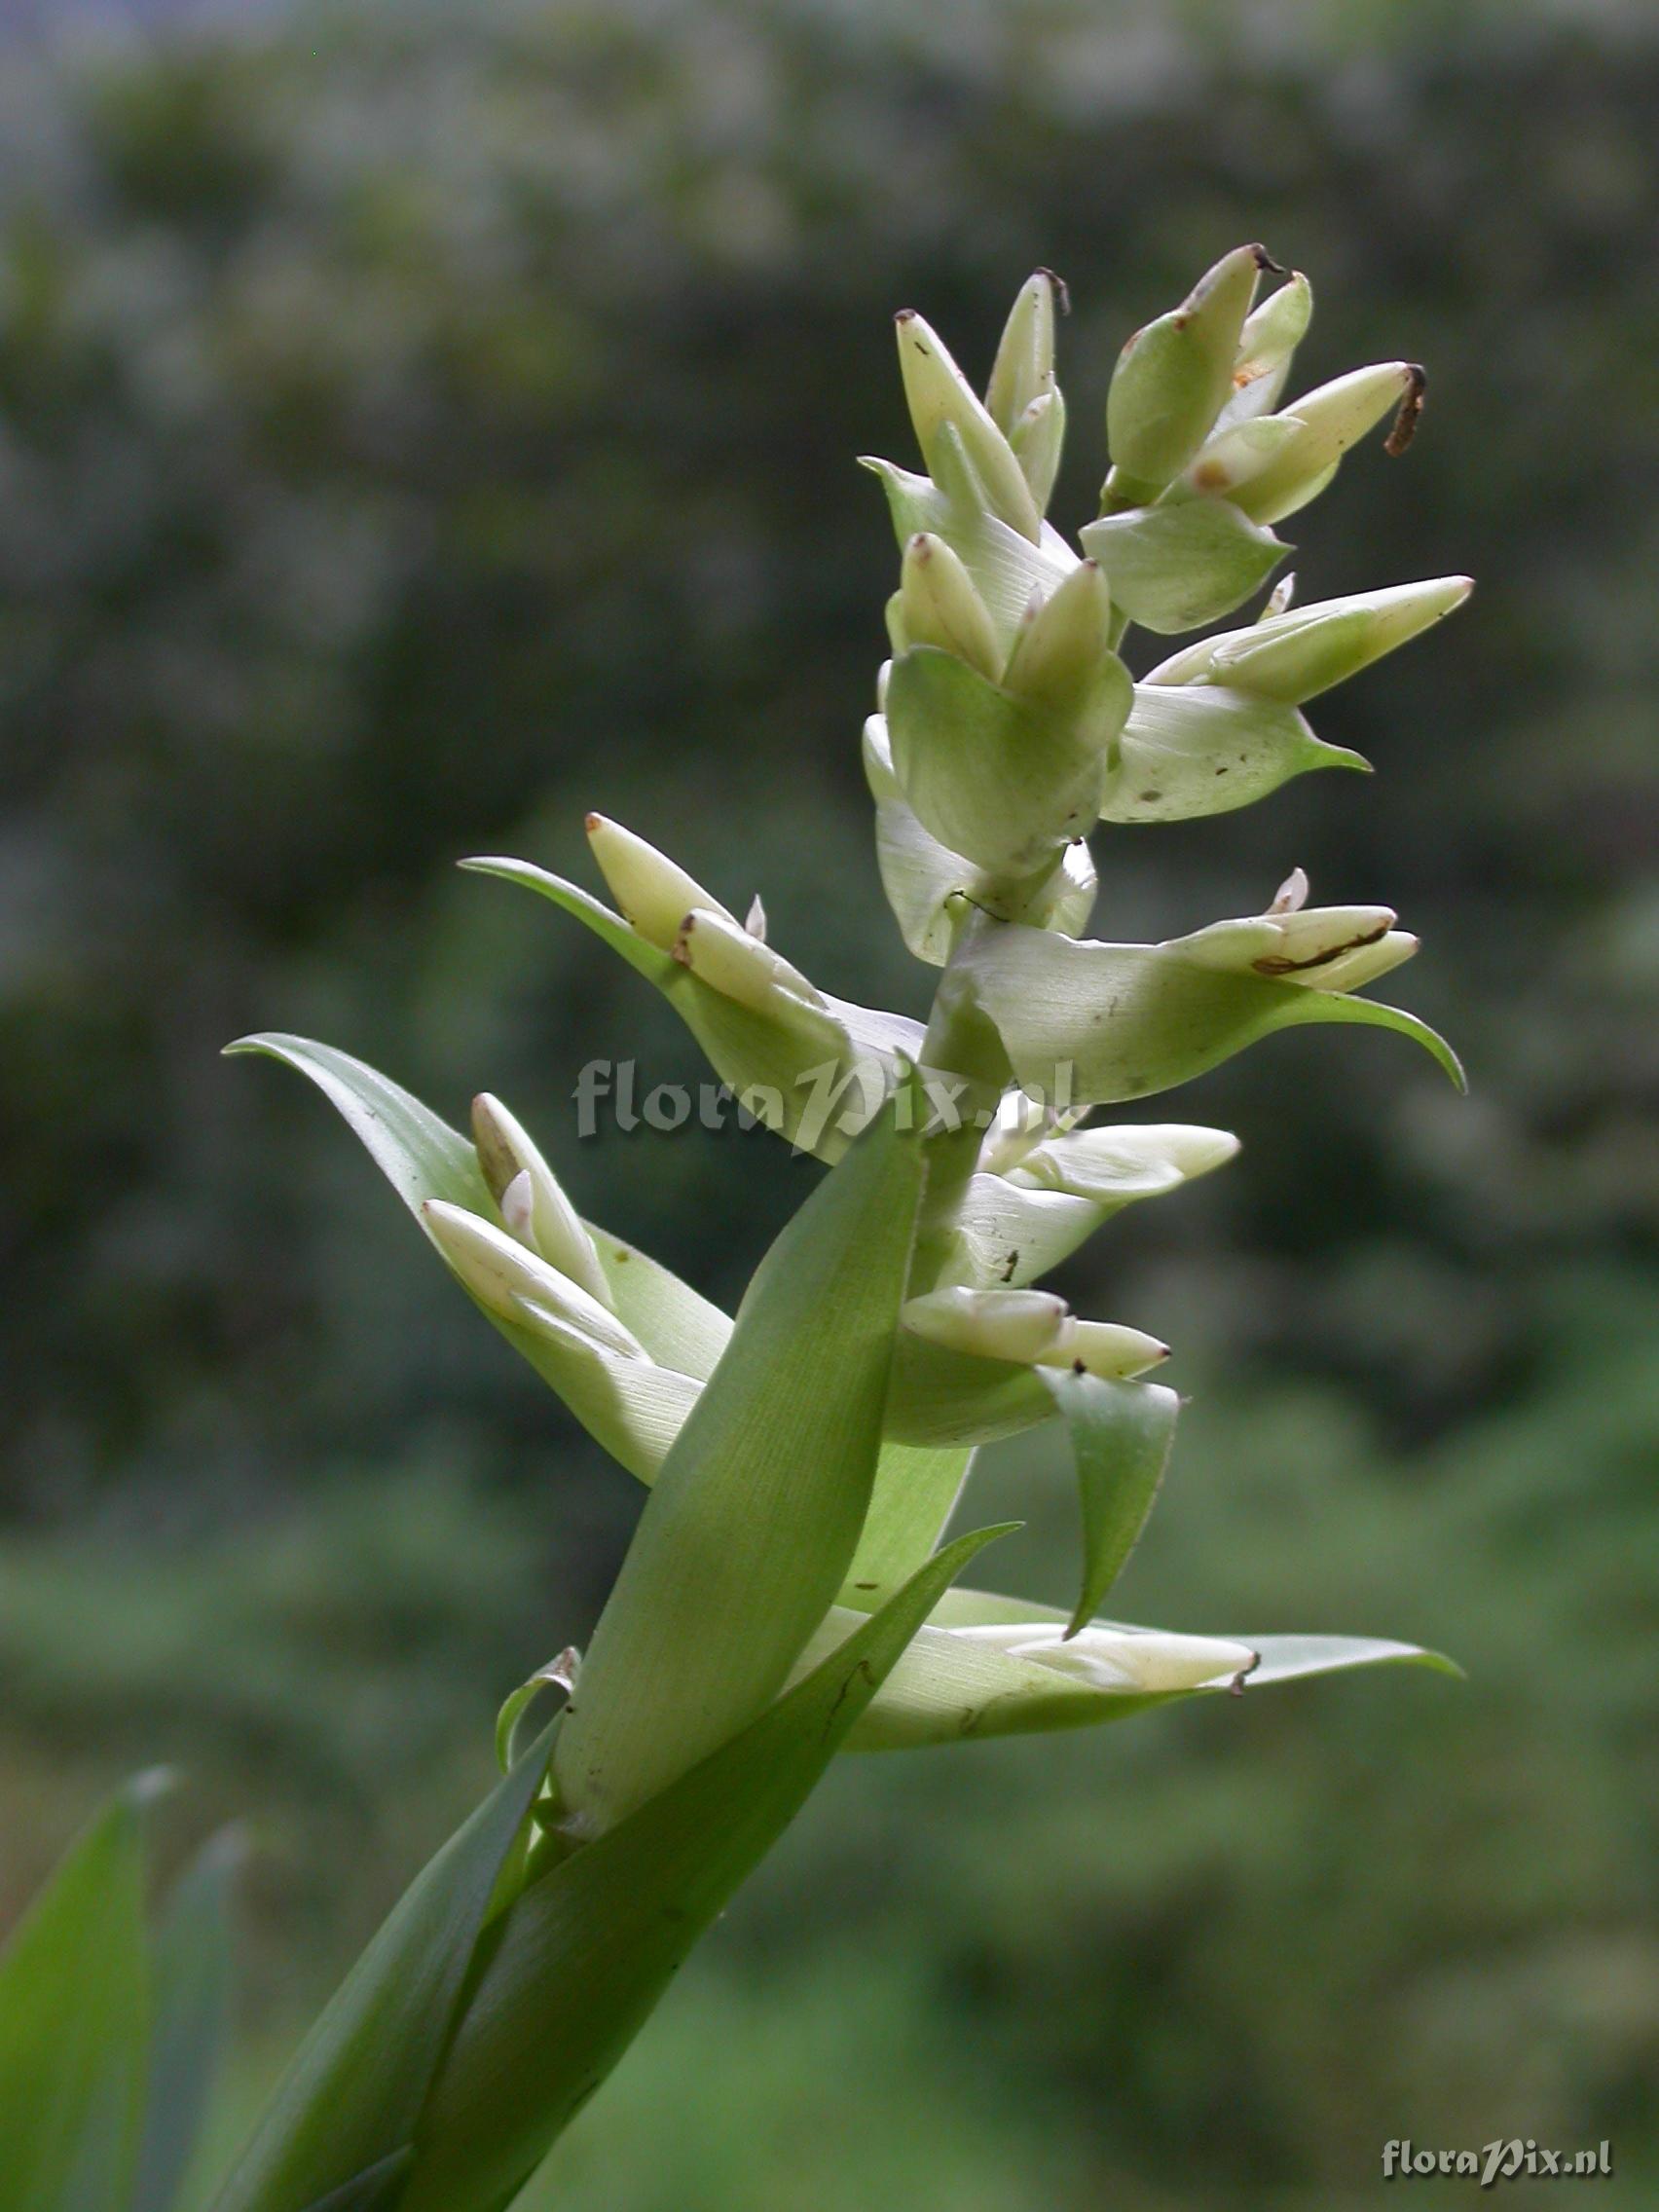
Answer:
1, 247, 1470, 2208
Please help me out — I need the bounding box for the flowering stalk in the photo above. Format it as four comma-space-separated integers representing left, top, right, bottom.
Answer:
0, 248, 1469, 2212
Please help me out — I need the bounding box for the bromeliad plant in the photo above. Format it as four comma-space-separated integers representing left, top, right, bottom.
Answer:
3, 249, 1468, 2211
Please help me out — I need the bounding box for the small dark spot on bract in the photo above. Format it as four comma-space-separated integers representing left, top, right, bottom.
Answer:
613, 1248, 631, 1261
1139, 789, 1161, 803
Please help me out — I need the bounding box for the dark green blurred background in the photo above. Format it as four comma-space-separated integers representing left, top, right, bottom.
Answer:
1, 1, 1655, 2204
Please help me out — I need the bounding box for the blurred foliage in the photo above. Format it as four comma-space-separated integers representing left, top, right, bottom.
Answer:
0, 0, 1655, 2204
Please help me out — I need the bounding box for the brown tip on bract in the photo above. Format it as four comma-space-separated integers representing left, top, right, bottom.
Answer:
1250, 243, 1287, 275
1384, 365, 1427, 456
1035, 265, 1071, 313
583, 812, 603, 831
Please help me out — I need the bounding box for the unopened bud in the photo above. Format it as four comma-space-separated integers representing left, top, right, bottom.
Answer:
1284, 929, 1419, 994
1040, 1318, 1170, 1380
895, 309, 1042, 542
902, 1285, 1070, 1365
1105, 244, 1271, 501
1230, 362, 1426, 525
1229, 903, 1400, 977
986, 268, 1062, 433
1014, 1122, 1240, 1203
423, 1200, 645, 1362
673, 905, 826, 1015
1182, 414, 1306, 499
1000, 560, 1114, 711
1216, 270, 1313, 428
585, 814, 731, 952
1009, 387, 1066, 512
471, 1092, 612, 1308
900, 533, 1003, 680
1144, 577, 1473, 703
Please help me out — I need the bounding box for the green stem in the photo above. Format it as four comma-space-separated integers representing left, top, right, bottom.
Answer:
906, 905, 1014, 1293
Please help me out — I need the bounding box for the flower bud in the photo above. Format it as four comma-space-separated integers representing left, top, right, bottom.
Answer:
1181, 414, 1307, 499
1010, 387, 1066, 513
895, 309, 1042, 541
1250, 902, 1398, 973
986, 268, 1061, 434
999, 560, 1115, 714
1215, 270, 1313, 429
584, 814, 732, 952
899, 533, 1002, 679
1144, 577, 1473, 703
902, 1285, 1070, 1364
423, 1200, 646, 1363
673, 905, 827, 1015
1041, 1319, 1170, 1379
1284, 930, 1419, 994
1229, 361, 1426, 524
1105, 244, 1272, 501
470, 1091, 613, 1308
1013, 1122, 1240, 1202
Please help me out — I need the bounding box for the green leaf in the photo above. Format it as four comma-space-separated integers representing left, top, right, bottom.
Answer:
1245, 1634, 1464, 1685
1080, 498, 1287, 634
551, 1086, 929, 1836
958, 921, 1464, 1104
884, 1332, 1055, 1448
885, 645, 1124, 877
1040, 1369, 1179, 1636
0, 1777, 155, 2212
133, 1830, 240, 2212
841, 1442, 974, 1605
208, 1729, 556, 2212
399, 1524, 1012, 2212
1102, 683, 1366, 824
461, 860, 924, 1163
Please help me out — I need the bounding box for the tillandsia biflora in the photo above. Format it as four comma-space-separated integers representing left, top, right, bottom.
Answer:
0, 249, 1469, 2212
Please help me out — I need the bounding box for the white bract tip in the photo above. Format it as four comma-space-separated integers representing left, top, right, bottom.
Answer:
673, 906, 827, 1015
982, 1622, 1258, 1694
585, 814, 731, 952
900, 532, 1003, 680
424, 1200, 645, 1361
470, 1091, 613, 1307
1106, 243, 1269, 498
895, 309, 1041, 541
1231, 360, 1424, 524
1145, 576, 1472, 704
1012, 1122, 1240, 1203
1039, 1318, 1170, 1379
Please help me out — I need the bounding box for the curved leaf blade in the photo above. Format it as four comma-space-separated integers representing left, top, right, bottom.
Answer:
399, 1524, 1012, 2212
208, 1729, 556, 2212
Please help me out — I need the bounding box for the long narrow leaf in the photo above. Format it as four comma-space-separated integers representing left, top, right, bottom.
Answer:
133, 1829, 240, 2212
0, 1779, 154, 2212
551, 1083, 928, 1834
399, 1524, 1011, 2212
209, 1730, 555, 2212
